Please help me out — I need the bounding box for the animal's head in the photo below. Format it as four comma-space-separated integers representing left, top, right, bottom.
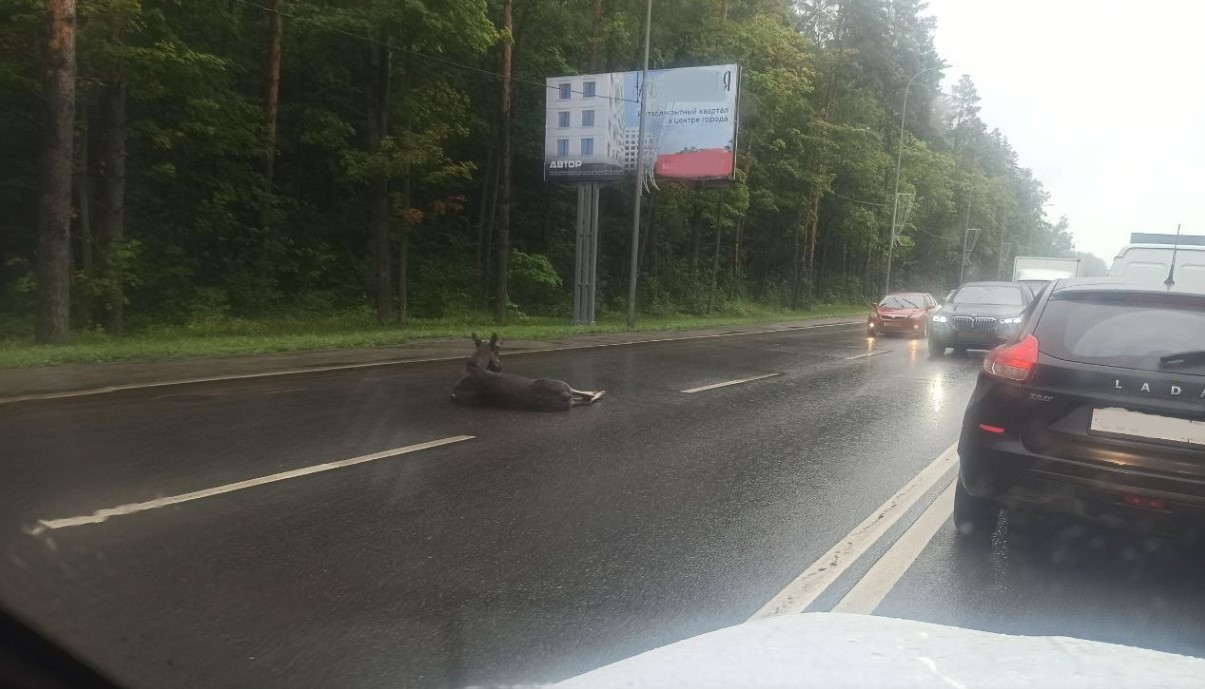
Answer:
469, 332, 502, 372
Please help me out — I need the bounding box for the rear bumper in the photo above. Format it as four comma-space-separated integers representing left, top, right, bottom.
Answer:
959, 433, 1205, 532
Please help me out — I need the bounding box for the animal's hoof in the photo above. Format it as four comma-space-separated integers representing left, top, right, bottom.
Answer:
591, 390, 606, 402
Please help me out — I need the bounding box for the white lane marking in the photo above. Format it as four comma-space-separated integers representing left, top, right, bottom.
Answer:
832, 479, 956, 614
681, 373, 781, 394
0, 321, 860, 405
747, 442, 958, 621
27, 435, 474, 534
844, 350, 889, 360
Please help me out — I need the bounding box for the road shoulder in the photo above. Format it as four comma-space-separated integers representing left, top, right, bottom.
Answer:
0, 317, 859, 401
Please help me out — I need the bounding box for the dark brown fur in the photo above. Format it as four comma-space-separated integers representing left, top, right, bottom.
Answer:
450, 333, 604, 412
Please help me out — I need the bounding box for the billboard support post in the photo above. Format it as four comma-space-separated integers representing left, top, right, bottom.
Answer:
588, 183, 600, 323
572, 184, 585, 323
626, 0, 652, 329
573, 183, 601, 324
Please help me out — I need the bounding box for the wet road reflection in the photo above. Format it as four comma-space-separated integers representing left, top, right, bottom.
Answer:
879, 509, 1205, 658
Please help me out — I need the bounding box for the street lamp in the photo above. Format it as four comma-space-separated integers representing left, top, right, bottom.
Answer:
883, 66, 941, 297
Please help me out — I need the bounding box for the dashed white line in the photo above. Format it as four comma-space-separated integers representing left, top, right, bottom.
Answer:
28, 435, 475, 534
832, 479, 957, 614
748, 442, 958, 620
681, 373, 781, 394
844, 350, 889, 360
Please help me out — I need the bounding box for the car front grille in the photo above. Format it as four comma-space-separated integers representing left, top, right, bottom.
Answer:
951, 316, 998, 332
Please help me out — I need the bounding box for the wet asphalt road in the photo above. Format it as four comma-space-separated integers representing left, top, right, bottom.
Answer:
2, 323, 1204, 688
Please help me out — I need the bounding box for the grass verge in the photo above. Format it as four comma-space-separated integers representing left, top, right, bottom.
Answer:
0, 304, 865, 368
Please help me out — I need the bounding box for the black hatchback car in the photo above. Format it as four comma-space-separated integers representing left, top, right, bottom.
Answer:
928, 281, 1033, 357
955, 279, 1205, 537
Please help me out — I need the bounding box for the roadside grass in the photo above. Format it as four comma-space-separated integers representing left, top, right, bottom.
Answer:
0, 304, 865, 368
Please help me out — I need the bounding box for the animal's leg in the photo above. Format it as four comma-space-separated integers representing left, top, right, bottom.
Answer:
569, 388, 605, 405
451, 376, 486, 406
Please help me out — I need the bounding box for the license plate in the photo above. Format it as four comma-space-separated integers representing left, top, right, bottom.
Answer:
1090, 407, 1205, 447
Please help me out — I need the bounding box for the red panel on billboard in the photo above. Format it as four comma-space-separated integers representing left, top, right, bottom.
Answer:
654, 149, 734, 179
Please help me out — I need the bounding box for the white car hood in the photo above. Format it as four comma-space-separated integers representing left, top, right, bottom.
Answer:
555, 613, 1205, 689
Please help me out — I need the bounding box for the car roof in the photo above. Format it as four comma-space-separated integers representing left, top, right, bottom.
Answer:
1048, 276, 1205, 298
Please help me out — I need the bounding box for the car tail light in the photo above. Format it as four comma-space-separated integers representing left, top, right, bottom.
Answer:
983, 334, 1039, 383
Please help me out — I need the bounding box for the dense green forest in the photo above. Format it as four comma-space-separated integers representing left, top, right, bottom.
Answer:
1, 0, 1091, 344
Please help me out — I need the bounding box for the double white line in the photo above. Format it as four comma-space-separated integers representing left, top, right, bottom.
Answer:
749, 441, 959, 620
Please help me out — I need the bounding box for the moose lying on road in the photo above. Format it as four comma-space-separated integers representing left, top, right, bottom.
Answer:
451, 333, 605, 411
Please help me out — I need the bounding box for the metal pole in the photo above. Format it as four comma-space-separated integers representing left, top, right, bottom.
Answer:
588, 183, 600, 323
960, 228, 970, 285
883, 66, 939, 297
626, 0, 652, 329
572, 185, 585, 323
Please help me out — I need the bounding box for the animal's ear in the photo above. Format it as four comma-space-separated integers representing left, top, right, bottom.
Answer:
472, 332, 482, 346
489, 333, 500, 349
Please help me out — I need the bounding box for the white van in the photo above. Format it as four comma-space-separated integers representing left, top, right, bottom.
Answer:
1108, 233, 1205, 288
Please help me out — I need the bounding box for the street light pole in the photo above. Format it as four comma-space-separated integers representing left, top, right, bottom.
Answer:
883, 66, 940, 297
625, 0, 652, 329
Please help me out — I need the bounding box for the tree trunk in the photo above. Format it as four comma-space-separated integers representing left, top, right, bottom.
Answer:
35, 0, 76, 344
493, 0, 513, 324
588, 0, 603, 71
259, 0, 283, 235
638, 190, 654, 271
649, 193, 659, 281
474, 132, 496, 299
396, 56, 412, 325
481, 148, 500, 308
707, 190, 723, 314
806, 195, 820, 288
689, 201, 703, 275
366, 42, 393, 323
791, 199, 806, 308
731, 214, 742, 278
98, 83, 126, 335
76, 101, 93, 329
397, 223, 409, 325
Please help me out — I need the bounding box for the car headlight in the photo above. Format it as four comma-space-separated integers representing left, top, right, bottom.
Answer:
1000, 316, 1023, 325
931, 314, 948, 323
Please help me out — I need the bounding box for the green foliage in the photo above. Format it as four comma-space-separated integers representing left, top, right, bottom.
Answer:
0, 0, 1094, 345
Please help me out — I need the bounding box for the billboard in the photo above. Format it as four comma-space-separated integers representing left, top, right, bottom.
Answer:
544, 63, 739, 183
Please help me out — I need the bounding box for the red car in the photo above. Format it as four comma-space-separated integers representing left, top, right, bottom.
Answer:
867, 292, 938, 338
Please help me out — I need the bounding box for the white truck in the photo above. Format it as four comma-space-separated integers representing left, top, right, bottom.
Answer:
1011, 256, 1081, 297
1108, 232, 1205, 288
1012, 256, 1081, 281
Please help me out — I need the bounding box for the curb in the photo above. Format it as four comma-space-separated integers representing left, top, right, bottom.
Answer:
0, 320, 861, 406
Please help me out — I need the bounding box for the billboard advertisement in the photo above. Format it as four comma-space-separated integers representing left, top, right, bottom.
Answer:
544, 63, 739, 183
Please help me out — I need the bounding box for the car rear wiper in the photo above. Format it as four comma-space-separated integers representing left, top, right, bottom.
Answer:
1159, 350, 1205, 367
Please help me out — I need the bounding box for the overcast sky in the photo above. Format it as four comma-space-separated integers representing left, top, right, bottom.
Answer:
924, 0, 1205, 262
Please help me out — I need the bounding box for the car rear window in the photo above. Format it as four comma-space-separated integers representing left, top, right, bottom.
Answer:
1035, 293, 1205, 373
951, 285, 1024, 306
